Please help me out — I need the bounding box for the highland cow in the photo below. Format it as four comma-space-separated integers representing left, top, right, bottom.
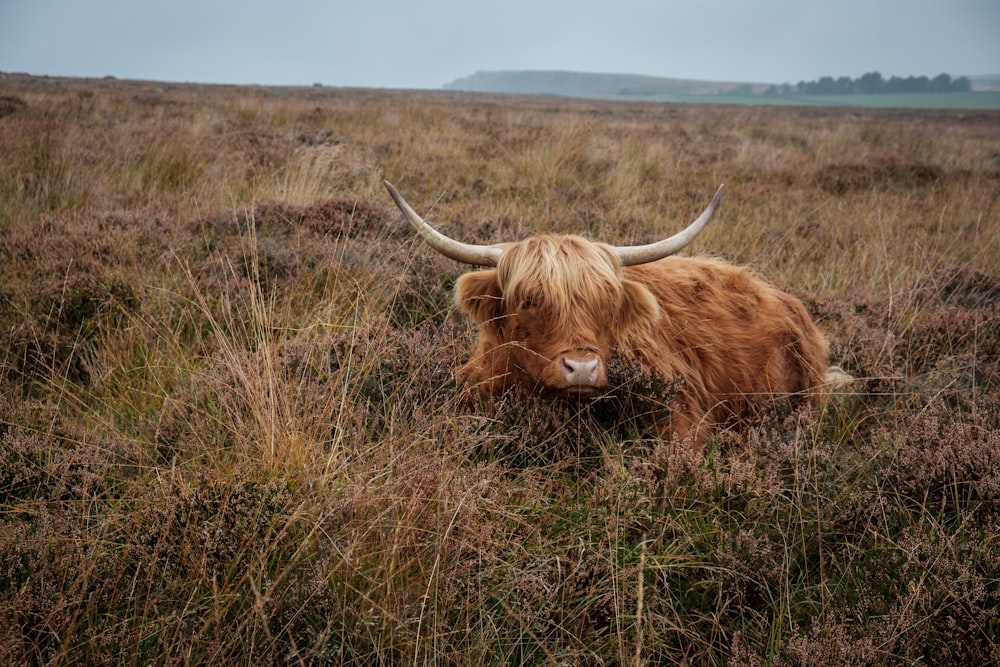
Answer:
385, 180, 841, 443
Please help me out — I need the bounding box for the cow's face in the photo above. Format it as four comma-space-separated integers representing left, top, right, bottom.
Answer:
382, 179, 721, 395
455, 235, 660, 398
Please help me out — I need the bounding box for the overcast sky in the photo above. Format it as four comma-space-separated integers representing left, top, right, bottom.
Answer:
2, 1, 998, 89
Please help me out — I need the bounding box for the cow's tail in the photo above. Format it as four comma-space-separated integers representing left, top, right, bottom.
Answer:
820, 365, 857, 404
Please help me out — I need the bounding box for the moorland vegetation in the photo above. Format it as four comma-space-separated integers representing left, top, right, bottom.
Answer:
1, 74, 999, 664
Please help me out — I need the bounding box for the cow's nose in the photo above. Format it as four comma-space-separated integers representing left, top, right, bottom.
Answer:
561, 354, 600, 385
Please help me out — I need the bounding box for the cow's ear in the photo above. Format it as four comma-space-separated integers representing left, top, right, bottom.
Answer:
455, 270, 505, 328
618, 279, 660, 336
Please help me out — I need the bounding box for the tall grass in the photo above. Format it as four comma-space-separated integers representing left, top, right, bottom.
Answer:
1, 74, 998, 664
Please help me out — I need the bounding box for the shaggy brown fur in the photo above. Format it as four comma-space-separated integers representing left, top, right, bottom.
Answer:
455, 235, 830, 443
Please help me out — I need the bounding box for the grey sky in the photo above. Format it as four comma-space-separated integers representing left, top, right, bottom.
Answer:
2, 1, 998, 89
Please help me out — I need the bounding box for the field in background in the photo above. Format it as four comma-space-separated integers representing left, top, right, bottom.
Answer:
661, 92, 1000, 109
444, 70, 1000, 109
1, 74, 999, 664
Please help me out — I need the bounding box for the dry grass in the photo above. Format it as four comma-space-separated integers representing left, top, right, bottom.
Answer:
1, 73, 999, 665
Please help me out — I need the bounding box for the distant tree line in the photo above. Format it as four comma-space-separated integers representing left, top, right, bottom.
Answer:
760, 72, 971, 97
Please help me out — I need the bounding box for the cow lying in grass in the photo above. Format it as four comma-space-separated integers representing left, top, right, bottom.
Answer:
385, 180, 849, 444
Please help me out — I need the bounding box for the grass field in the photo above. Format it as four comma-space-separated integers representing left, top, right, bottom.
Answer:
650, 92, 1000, 109
1, 74, 999, 665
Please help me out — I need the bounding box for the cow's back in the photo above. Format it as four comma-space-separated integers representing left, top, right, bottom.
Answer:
624, 257, 829, 435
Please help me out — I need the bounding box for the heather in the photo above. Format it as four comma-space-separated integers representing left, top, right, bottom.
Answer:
1, 74, 998, 665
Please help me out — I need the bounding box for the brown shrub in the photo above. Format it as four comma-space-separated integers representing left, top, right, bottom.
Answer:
187, 197, 399, 247
800, 265, 1000, 418
882, 524, 1000, 665
911, 264, 1000, 309
887, 404, 1000, 507
815, 158, 943, 194
0, 95, 27, 117
134, 469, 296, 583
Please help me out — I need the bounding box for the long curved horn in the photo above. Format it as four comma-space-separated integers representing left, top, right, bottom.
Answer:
613, 184, 724, 266
384, 181, 503, 267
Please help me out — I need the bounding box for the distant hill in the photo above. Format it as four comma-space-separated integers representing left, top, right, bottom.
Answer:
443, 70, 769, 98
443, 70, 1000, 109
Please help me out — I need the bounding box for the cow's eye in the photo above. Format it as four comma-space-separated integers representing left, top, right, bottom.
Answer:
520, 297, 535, 310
